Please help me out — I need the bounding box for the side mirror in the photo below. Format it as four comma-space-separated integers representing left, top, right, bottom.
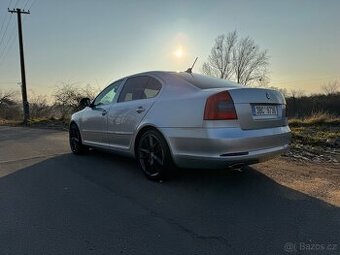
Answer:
79, 97, 91, 109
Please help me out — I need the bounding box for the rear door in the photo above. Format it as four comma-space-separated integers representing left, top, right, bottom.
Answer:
107, 76, 162, 149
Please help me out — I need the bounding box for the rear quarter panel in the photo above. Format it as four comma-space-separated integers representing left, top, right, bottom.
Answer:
142, 75, 211, 128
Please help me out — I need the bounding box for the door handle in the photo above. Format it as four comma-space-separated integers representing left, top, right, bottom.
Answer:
102, 110, 108, 116
136, 106, 145, 113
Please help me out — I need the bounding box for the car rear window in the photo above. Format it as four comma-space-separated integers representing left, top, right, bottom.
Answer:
176, 72, 240, 89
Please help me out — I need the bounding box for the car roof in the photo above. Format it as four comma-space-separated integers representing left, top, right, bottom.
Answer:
116, 71, 241, 90
175, 72, 241, 89
125, 71, 239, 85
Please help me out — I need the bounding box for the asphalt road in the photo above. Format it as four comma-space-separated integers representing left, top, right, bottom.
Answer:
0, 126, 339, 255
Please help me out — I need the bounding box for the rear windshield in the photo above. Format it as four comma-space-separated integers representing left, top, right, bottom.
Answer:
176, 72, 241, 89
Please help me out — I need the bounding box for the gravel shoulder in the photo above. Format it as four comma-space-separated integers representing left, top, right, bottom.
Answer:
255, 157, 340, 206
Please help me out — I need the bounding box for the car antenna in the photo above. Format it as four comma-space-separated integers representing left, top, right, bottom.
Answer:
185, 57, 198, 74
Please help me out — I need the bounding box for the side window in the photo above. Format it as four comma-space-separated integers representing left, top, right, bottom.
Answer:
93, 80, 122, 106
118, 77, 149, 102
145, 77, 162, 99
118, 76, 161, 103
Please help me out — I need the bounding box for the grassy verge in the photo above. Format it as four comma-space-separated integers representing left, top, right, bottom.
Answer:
0, 117, 70, 131
288, 113, 340, 163
289, 112, 340, 127
289, 113, 340, 146
27, 117, 70, 130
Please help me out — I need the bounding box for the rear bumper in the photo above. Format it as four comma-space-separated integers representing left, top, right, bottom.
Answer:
159, 126, 291, 169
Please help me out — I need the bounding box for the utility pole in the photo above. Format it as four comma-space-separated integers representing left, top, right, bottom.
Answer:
8, 8, 30, 125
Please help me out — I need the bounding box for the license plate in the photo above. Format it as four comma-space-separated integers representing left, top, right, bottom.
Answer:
252, 105, 278, 118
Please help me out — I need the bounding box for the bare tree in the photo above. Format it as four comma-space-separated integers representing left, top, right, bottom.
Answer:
0, 90, 17, 106
277, 87, 289, 98
0, 90, 21, 120
321, 80, 339, 95
29, 93, 50, 119
232, 37, 269, 85
202, 31, 269, 85
290, 89, 305, 98
201, 31, 237, 79
53, 83, 98, 119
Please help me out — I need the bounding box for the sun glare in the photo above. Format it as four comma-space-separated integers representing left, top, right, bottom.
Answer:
174, 47, 183, 58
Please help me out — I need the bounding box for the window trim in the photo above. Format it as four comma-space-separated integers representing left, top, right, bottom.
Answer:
92, 79, 124, 107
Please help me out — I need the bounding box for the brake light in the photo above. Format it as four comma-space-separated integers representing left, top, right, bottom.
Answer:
284, 104, 287, 117
204, 91, 237, 120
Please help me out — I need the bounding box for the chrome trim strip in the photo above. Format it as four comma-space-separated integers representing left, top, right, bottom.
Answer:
107, 131, 133, 135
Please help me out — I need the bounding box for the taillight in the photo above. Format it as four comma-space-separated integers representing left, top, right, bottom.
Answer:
283, 104, 287, 117
204, 91, 237, 120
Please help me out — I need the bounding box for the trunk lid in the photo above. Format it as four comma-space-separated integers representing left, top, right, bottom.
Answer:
227, 87, 287, 130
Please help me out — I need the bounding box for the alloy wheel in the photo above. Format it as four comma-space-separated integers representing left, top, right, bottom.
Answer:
69, 125, 81, 153
138, 133, 165, 177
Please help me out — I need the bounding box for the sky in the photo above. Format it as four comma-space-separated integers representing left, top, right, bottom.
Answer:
0, 0, 339, 99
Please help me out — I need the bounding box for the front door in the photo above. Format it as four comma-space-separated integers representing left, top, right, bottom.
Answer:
80, 105, 111, 146
80, 80, 122, 146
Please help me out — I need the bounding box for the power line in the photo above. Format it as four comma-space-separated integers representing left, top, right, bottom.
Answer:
0, 0, 15, 46
8, 0, 15, 7
0, 16, 7, 39
0, 15, 14, 52
27, 0, 36, 10
0, 3, 13, 39
23, 0, 30, 9
7, 0, 15, 8
0, 0, 34, 66
0, 0, 13, 17
0, 0, 16, 66
0, 28, 17, 66
13, 0, 21, 8
0, 0, 12, 28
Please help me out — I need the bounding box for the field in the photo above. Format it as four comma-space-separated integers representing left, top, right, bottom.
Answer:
288, 113, 340, 163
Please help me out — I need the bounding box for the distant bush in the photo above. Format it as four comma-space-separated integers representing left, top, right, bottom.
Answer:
0, 84, 99, 123
29, 94, 53, 119
53, 83, 98, 119
286, 93, 340, 118
0, 90, 22, 120
0, 103, 22, 120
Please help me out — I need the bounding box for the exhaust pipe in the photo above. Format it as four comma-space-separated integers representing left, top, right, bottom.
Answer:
229, 163, 245, 172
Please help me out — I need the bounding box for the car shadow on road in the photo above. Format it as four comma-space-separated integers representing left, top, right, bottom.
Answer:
1, 150, 339, 254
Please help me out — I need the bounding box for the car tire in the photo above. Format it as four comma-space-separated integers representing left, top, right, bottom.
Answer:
69, 123, 88, 155
137, 129, 175, 181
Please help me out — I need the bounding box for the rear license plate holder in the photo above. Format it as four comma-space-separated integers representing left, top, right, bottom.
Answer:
252, 105, 278, 119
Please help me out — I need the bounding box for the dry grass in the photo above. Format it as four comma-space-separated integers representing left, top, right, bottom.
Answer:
289, 112, 340, 127
289, 112, 339, 147
27, 117, 69, 130
287, 112, 340, 163
0, 117, 69, 130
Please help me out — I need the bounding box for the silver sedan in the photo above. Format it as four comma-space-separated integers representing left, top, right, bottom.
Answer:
69, 71, 291, 180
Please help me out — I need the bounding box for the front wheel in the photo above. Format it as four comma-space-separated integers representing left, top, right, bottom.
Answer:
137, 130, 175, 181
69, 123, 88, 154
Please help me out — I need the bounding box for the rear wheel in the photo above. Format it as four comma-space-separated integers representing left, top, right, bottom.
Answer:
137, 130, 175, 181
69, 123, 88, 154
